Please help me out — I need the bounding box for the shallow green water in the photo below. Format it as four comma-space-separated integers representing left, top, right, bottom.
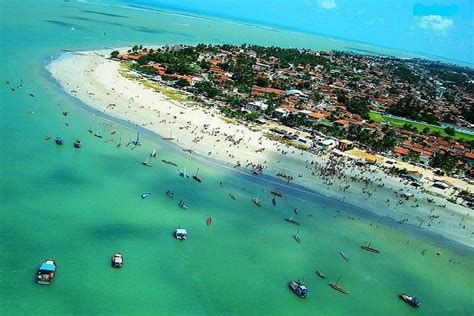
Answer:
0, 1, 473, 315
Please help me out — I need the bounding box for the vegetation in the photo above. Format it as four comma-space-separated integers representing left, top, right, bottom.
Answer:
388, 95, 439, 125
346, 96, 370, 119
368, 111, 474, 142
430, 152, 463, 174
110, 50, 119, 58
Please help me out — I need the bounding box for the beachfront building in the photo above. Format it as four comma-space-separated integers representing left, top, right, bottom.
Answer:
319, 139, 336, 151
245, 101, 268, 112
338, 139, 354, 151
405, 170, 423, 182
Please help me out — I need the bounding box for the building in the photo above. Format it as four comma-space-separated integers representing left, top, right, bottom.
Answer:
338, 139, 354, 151
245, 101, 268, 112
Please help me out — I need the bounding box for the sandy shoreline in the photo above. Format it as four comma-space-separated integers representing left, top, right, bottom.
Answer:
47, 49, 473, 248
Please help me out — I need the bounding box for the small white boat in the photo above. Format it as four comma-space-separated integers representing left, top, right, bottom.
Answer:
142, 157, 152, 167
141, 192, 151, 199
175, 228, 187, 240
111, 252, 123, 268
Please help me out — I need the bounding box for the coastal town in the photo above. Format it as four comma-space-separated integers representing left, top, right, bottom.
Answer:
111, 44, 473, 206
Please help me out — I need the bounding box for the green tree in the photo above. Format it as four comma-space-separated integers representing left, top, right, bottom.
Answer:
430, 152, 460, 173
176, 78, 190, 87
444, 127, 455, 137
347, 96, 370, 119
110, 50, 120, 58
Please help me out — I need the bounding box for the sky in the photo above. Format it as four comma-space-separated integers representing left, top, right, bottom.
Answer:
134, 0, 474, 66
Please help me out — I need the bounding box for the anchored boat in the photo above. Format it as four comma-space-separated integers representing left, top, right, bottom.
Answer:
141, 192, 151, 199
179, 168, 189, 178
175, 228, 187, 240
179, 200, 188, 209
361, 241, 380, 253
316, 271, 326, 279
285, 213, 301, 225
340, 251, 350, 261
192, 168, 202, 183
399, 293, 421, 307
131, 131, 141, 146
111, 252, 123, 268
142, 157, 152, 167
271, 188, 283, 197
288, 280, 309, 298
36, 259, 57, 285
252, 193, 261, 207
293, 229, 301, 243
73, 139, 81, 148
55, 137, 64, 145
329, 275, 349, 294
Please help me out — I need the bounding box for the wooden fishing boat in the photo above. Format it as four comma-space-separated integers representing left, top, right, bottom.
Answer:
399, 293, 421, 307
111, 252, 123, 268
166, 190, 175, 199
162, 131, 174, 141
94, 131, 103, 138
293, 230, 301, 243
361, 241, 380, 253
161, 160, 178, 167
179, 168, 190, 178
131, 131, 141, 146
340, 251, 350, 261
178, 200, 188, 210
285, 214, 301, 225
316, 271, 326, 279
252, 193, 261, 207
142, 157, 152, 167
271, 189, 283, 197
329, 276, 349, 294
207, 216, 212, 226
288, 280, 309, 298
277, 170, 293, 182
36, 259, 57, 285
192, 168, 202, 183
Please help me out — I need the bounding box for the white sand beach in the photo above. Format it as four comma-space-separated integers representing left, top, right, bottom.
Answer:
47, 49, 474, 248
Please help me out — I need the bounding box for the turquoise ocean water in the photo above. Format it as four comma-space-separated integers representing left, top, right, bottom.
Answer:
0, 1, 473, 315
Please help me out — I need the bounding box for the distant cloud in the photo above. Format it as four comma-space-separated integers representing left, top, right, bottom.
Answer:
316, 0, 337, 10
418, 15, 453, 33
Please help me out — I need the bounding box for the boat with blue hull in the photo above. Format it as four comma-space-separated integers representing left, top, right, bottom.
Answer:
289, 280, 309, 298
399, 293, 422, 307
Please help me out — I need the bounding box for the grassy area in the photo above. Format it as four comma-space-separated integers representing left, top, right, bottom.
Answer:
369, 111, 474, 142
118, 62, 188, 102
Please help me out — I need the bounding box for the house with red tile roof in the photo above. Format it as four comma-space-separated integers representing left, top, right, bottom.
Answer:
393, 147, 409, 156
